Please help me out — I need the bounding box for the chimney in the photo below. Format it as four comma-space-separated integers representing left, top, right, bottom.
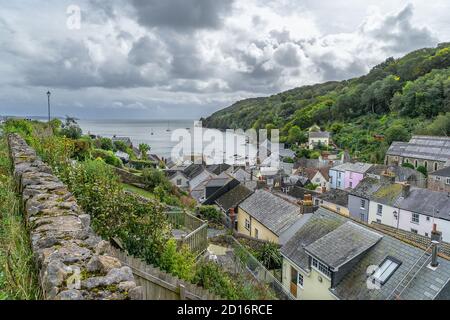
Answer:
229, 208, 236, 229
431, 224, 442, 268
381, 170, 395, 183
401, 183, 411, 198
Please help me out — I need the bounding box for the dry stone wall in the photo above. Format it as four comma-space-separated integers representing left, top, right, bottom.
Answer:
8, 133, 142, 300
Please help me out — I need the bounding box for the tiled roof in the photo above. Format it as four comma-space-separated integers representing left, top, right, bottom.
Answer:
215, 185, 253, 212
239, 190, 301, 236
386, 136, 450, 162
282, 208, 450, 300
305, 222, 382, 269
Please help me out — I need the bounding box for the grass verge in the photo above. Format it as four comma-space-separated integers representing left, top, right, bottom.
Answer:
0, 132, 41, 300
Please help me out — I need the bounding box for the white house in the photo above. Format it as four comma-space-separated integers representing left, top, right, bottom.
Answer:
367, 183, 450, 242
308, 131, 330, 150
168, 171, 189, 190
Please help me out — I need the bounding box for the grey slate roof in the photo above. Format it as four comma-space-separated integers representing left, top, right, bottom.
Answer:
399, 188, 450, 221
317, 189, 349, 207
331, 162, 373, 174
386, 136, 450, 162
239, 189, 301, 236
349, 178, 385, 199
305, 222, 382, 269
430, 166, 450, 177
215, 185, 253, 212
281, 208, 450, 300
367, 164, 424, 182
309, 131, 330, 139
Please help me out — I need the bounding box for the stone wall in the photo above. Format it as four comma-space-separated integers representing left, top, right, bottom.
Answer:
7, 134, 142, 300
114, 166, 145, 185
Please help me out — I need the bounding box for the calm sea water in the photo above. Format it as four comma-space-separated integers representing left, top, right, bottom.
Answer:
77, 119, 257, 162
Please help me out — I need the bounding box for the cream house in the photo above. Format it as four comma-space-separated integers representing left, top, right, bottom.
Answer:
237, 189, 307, 245
281, 207, 450, 300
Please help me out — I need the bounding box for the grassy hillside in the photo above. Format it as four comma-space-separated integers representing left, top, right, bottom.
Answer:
202, 43, 450, 163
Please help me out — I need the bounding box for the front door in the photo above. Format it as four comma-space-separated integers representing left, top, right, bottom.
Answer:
290, 266, 298, 297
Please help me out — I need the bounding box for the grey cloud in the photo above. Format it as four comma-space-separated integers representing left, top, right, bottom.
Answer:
273, 43, 301, 67
362, 4, 438, 54
130, 0, 234, 31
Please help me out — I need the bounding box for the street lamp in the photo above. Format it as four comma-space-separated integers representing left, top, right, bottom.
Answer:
47, 91, 51, 122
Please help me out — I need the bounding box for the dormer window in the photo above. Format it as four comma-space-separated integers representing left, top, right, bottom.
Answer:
372, 257, 402, 286
311, 257, 332, 278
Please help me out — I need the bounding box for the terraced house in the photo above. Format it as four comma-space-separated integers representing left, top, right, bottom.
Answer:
350, 177, 450, 242
385, 136, 450, 172
281, 208, 450, 300
329, 162, 373, 190
237, 189, 311, 245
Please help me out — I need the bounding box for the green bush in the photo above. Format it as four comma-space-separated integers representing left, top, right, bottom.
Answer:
91, 149, 122, 167
60, 117, 82, 140
159, 239, 196, 281
417, 165, 428, 177
402, 162, 415, 169
198, 206, 221, 223
130, 160, 157, 170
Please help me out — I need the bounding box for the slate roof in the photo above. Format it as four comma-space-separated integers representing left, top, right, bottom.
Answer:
183, 164, 206, 179
331, 162, 373, 174
232, 168, 252, 181
305, 222, 382, 269
239, 190, 301, 236
288, 186, 320, 199
370, 183, 404, 207
281, 208, 450, 300
317, 189, 349, 207
367, 164, 424, 182
386, 136, 450, 162
399, 188, 450, 221
349, 178, 385, 199
430, 166, 450, 177
215, 185, 253, 212
309, 131, 330, 139
206, 164, 231, 175
205, 177, 231, 188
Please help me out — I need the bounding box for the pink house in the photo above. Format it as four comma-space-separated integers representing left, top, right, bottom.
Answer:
330, 162, 373, 190
344, 163, 373, 189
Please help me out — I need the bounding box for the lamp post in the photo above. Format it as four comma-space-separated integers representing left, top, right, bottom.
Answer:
47, 91, 51, 122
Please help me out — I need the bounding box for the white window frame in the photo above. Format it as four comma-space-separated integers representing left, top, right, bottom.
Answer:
411, 228, 418, 234
372, 257, 401, 285
411, 213, 420, 224
245, 219, 250, 231
360, 199, 366, 209
446, 178, 450, 185
377, 204, 383, 216
311, 257, 332, 279
297, 273, 304, 288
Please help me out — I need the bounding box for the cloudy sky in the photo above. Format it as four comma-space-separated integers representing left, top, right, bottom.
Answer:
0, 0, 448, 119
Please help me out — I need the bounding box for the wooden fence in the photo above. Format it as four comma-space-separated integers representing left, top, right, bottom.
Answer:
110, 247, 220, 300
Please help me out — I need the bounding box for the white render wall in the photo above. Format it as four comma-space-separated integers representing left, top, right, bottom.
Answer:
398, 209, 450, 242
368, 200, 450, 242
368, 201, 398, 227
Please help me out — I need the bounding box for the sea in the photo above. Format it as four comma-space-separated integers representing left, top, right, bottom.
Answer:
77, 119, 258, 163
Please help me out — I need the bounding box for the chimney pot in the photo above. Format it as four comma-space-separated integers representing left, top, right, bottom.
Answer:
431, 224, 442, 268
